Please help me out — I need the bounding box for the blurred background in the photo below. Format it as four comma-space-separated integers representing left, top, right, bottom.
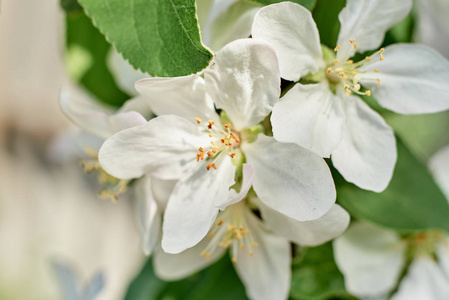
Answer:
1, 0, 449, 299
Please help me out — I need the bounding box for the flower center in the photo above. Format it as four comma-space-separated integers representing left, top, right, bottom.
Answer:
195, 118, 240, 171
326, 39, 383, 97
81, 148, 129, 201
406, 230, 447, 258
200, 203, 259, 263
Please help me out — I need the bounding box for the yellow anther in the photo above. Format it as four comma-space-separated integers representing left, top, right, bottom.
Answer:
220, 138, 225, 144
217, 220, 223, 226
207, 120, 215, 129
339, 72, 346, 77
351, 71, 358, 76
85, 147, 99, 159
378, 48, 385, 55
365, 90, 372, 96
207, 163, 217, 170
249, 251, 254, 257
230, 132, 240, 143
206, 253, 212, 260
344, 85, 350, 90
350, 39, 358, 49
200, 250, 207, 256
209, 134, 213, 137
365, 56, 371, 61
196, 153, 201, 162
224, 123, 231, 128
230, 153, 236, 158
207, 151, 212, 157
343, 75, 348, 81
346, 90, 352, 97
231, 257, 237, 263
240, 245, 245, 250
374, 69, 379, 73
195, 117, 202, 124
377, 78, 381, 86
333, 59, 339, 64
208, 232, 215, 238
327, 68, 332, 74
347, 60, 353, 65
251, 242, 259, 247
380, 54, 384, 61
334, 45, 341, 52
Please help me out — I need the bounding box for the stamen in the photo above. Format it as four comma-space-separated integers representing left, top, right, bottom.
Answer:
207, 120, 215, 129
333, 59, 339, 64
377, 78, 381, 86
374, 69, 379, 73
334, 45, 341, 52
195, 117, 202, 124
346, 90, 352, 97
207, 163, 217, 170
327, 68, 332, 74
349, 39, 358, 49
224, 123, 231, 128
365, 90, 372, 96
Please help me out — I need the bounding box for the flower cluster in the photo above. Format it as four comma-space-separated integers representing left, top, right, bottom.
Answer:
61, 0, 449, 299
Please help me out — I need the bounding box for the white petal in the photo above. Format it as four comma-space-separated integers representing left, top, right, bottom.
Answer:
234, 208, 290, 300
150, 176, 178, 211
429, 145, 449, 201
98, 115, 209, 180
361, 44, 449, 114
153, 240, 225, 281
119, 95, 153, 120
259, 201, 349, 246
242, 134, 336, 221
216, 164, 254, 210
332, 95, 396, 192
134, 176, 161, 256
135, 74, 219, 124
107, 48, 147, 96
333, 222, 406, 298
60, 90, 146, 140
337, 0, 412, 60
251, 2, 323, 81
205, 38, 280, 130
203, 0, 260, 52
391, 256, 449, 300
437, 238, 449, 279
161, 155, 236, 254
271, 82, 346, 158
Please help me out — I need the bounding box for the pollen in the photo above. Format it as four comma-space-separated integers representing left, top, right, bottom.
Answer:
365, 90, 372, 96
195, 117, 202, 124
334, 45, 341, 52
207, 120, 215, 129
206, 163, 217, 170
349, 39, 358, 49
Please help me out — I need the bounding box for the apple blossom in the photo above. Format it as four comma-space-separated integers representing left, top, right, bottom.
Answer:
98, 38, 337, 255
252, 0, 449, 192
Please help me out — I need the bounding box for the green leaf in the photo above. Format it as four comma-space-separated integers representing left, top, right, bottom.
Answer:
66, 11, 130, 107
312, 0, 346, 48
78, 0, 213, 77
290, 243, 353, 300
248, 0, 317, 11
337, 139, 449, 233
60, 0, 83, 13
125, 255, 248, 300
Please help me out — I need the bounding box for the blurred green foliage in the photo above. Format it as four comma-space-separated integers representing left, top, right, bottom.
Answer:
125, 255, 248, 300
337, 139, 449, 233
66, 11, 130, 107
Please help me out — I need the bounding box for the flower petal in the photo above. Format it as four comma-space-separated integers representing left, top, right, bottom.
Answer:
135, 74, 219, 124
205, 38, 280, 131
429, 145, 449, 201
119, 95, 153, 120
337, 0, 412, 60
98, 115, 209, 180
242, 134, 336, 221
161, 155, 236, 254
437, 238, 449, 279
360, 44, 449, 114
271, 82, 345, 158
234, 208, 290, 300
134, 176, 161, 256
391, 256, 449, 300
259, 201, 350, 246
60, 90, 146, 140
153, 240, 225, 281
332, 95, 396, 192
216, 163, 254, 210
251, 2, 323, 81
333, 222, 406, 298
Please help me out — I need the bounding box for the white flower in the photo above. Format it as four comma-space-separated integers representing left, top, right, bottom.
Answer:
151, 167, 349, 300
252, 0, 449, 192
60, 87, 151, 200
99, 38, 337, 255
429, 145, 449, 200
334, 222, 449, 300
415, 0, 449, 59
